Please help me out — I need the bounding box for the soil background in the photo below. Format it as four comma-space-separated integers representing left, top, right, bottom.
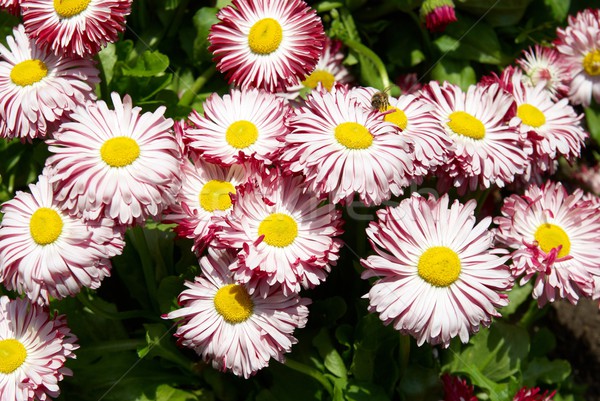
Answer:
549, 299, 600, 400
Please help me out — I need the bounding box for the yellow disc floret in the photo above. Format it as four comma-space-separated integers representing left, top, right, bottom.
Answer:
10, 60, 48, 87
199, 180, 236, 212
225, 120, 259, 149
517, 104, 546, 128
30, 207, 63, 245
534, 223, 571, 258
384, 106, 408, 130
248, 18, 283, 55
258, 213, 298, 247
0, 339, 27, 374
447, 111, 485, 140
418, 246, 461, 287
54, 0, 91, 18
214, 284, 254, 323
583, 49, 600, 76
100, 137, 140, 167
302, 70, 336, 91
334, 122, 373, 149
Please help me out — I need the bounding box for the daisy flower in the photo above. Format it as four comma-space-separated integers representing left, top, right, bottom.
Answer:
421, 81, 527, 193
441, 374, 477, 401
350, 86, 451, 179
21, 0, 132, 57
216, 172, 343, 294
555, 8, 600, 107
0, 0, 19, 14
513, 387, 556, 401
0, 24, 99, 141
185, 88, 288, 166
164, 154, 247, 253
0, 295, 78, 401
165, 248, 310, 379
517, 45, 571, 99
281, 85, 414, 206
45, 92, 182, 225
279, 37, 352, 100
419, 0, 457, 33
494, 181, 600, 306
208, 0, 325, 92
361, 193, 513, 347
509, 78, 586, 182
0, 175, 125, 305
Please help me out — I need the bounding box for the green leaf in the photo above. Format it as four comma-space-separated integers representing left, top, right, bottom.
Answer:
455, 0, 534, 26
98, 44, 118, 85
530, 327, 556, 357
138, 384, 212, 401
523, 357, 572, 386
122, 51, 170, 77
193, 8, 220, 64
397, 366, 443, 401
138, 323, 193, 372
430, 58, 476, 91
500, 281, 534, 317
585, 105, 600, 143
544, 0, 570, 21
313, 328, 348, 378
433, 14, 505, 64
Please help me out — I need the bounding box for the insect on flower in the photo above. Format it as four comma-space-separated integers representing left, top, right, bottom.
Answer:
371, 86, 392, 112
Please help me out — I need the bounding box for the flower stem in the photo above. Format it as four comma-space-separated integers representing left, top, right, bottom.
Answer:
283, 358, 333, 395
179, 66, 217, 107
343, 38, 390, 89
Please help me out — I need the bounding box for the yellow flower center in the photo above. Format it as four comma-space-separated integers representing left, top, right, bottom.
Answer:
446, 111, 485, 140
53, 0, 91, 18
334, 122, 373, 150
29, 207, 63, 245
199, 180, 236, 212
258, 213, 298, 247
517, 104, 546, 128
302, 70, 336, 91
225, 120, 259, 149
383, 106, 408, 130
417, 246, 461, 287
0, 339, 27, 374
248, 18, 283, 55
10, 60, 48, 87
214, 284, 254, 324
100, 137, 140, 167
583, 49, 600, 76
534, 223, 571, 258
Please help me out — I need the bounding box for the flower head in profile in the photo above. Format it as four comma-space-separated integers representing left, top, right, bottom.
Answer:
555, 8, 600, 107
164, 154, 247, 253
21, 0, 132, 57
441, 374, 478, 401
0, 296, 78, 401
495, 181, 600, 306
361, 193, 513, 347
0, 24, 99, 140
45, 92, 182, 225
0, 175, 125, 305
512, 387, 556, 401
165, 248, 309, 379
517, 45, 571, 99
208, 0, 325, 92
216, 172, 343, 295
421, 81, 528, 194
185, 88, 289, 166
282, 85, 413, 205
419, 0, 457, 33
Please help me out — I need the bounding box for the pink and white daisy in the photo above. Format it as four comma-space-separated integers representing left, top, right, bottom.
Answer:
21, 0, 132, 57
0, 24, 99, 141
494, 181, 600, 306
281, 85, 414, 205
421, 81, 528, 193
164, 154, 247, 253
509, 78, 586, 182
517, 45, 571, 99
555, 8, 600, 107
165, 248, 309, 379
45, 92, 182, 226
361, 193, 513, 347
0, 295, 78, 401
0, 175, 124, 305
279, 37, 352, 100
513, 387, 556, 401
216, 172, 343, 294
185, 88, 289, 166
208, 0, 325, 92
350, 86, 451, 180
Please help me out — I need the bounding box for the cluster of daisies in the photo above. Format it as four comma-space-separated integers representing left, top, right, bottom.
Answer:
1, 0, 600, 396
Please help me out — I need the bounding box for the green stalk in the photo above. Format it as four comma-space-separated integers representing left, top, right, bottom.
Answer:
82, 339, 145, 354
283, 358, 333, 395
518, 299, 548, 329
343, 38, 390, 89
179, 66, 217, 107
76, 292, 160, 321
127, 227, 159, 311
